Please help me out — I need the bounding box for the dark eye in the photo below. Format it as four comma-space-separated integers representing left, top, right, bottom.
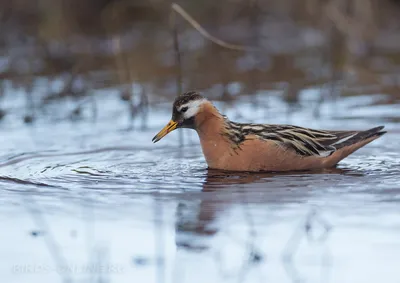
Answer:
181, 107, 188, 113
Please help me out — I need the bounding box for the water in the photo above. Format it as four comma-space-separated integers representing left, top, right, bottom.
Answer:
1, 91, 400, 283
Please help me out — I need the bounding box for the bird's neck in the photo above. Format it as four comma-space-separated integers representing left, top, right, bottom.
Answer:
194, 102, 235, 168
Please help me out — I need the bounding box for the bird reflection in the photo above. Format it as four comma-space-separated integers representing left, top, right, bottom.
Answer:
174, 166, 362, 251
174, 169, 275, 251
173, 167, 362, 283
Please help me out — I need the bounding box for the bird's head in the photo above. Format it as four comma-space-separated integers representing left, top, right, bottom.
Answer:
152, 91, 207, 143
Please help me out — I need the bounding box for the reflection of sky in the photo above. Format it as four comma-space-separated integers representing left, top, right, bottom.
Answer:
2, 195, 400, 283
0, 91, 399, 283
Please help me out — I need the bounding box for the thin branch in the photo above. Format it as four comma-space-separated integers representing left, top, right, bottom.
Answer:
171, 3, 256, 52
24, 196, 72, 283
170, 5, 185, 145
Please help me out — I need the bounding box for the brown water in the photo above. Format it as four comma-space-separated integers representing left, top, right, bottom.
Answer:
0, 90, 399, 283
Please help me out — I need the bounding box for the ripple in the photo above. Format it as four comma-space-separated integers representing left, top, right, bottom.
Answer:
1, 93, 400, 283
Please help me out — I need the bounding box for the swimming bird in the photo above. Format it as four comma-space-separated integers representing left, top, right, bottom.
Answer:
152, 91, 386, 172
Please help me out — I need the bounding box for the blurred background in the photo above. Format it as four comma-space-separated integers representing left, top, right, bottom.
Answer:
1, 0, 400, 122
1, 1, 400, 283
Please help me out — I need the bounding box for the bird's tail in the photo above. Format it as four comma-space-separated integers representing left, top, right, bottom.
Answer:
334, 126, 386, 150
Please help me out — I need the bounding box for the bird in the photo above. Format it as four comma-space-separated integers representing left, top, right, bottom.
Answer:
152, 91, 386, 172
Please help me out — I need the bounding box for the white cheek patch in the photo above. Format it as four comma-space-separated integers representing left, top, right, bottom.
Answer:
178, 99, 206, 119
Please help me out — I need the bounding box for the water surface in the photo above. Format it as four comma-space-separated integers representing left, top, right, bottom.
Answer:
1, 91, 399, 283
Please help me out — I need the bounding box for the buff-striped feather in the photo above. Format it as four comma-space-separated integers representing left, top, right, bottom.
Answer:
221, 117, 381, 157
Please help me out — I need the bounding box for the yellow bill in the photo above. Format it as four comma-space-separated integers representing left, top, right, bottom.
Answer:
152, 120, 178, 143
